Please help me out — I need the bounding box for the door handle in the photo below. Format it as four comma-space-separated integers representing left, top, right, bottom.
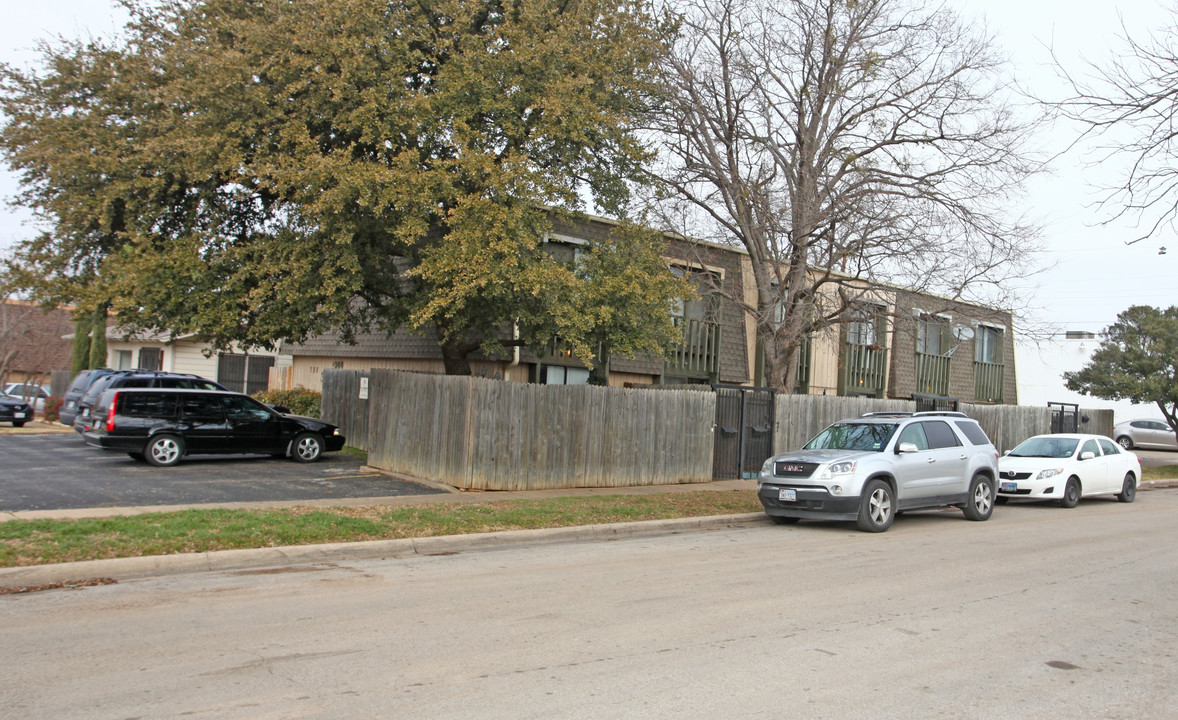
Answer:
927, 457, 936, 463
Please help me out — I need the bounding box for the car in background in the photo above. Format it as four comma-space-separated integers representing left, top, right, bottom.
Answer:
71, 371, 229, 434
60, 368, 117, 427
0, 395, 33, 427
756, 411, 999, 532
1112, 419, 1178, 451
82, 387, 345, 467
2, 383, 51, 415
998, 434, 1139, 507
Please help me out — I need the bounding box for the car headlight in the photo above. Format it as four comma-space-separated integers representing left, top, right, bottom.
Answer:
761, 457, 775, 475
1036, 468, 1063, 480
820, 460, 857, 479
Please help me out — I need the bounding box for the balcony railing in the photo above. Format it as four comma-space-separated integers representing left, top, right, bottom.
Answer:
842, 343, 888, 397
668, 317, 720, 378
914, 352, 951, 397
974, 360, 1005, 403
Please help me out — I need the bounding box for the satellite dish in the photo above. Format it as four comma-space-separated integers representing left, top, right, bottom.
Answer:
952, 325, 975, 341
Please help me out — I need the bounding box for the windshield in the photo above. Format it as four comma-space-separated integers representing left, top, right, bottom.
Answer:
1009, 437, 1079, 459
804, 422, 897, 452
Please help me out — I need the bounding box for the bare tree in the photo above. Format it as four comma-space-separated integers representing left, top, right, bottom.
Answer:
646, 0, 1042, 391
1051, 6, 1178, 243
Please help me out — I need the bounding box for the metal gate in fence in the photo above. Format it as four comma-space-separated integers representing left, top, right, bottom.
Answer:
712, 385, 776, 479
912, 393, 959, 412
1049, 402, 1081, 433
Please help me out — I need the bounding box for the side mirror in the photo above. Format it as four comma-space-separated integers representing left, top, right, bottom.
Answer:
897, 442, 919, 454
1080, 451, 1095, 461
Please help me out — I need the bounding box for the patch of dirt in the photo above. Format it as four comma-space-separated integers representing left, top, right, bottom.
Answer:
0, 577, 118, 595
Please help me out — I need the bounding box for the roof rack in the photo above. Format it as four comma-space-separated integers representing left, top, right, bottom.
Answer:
860, 410, 968, 419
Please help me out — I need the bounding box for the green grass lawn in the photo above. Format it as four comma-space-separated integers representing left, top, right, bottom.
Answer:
0, 492, 764, 569
1143, 465, 1178, 483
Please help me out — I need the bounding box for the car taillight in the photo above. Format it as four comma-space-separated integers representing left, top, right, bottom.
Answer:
106, 392, 119, 432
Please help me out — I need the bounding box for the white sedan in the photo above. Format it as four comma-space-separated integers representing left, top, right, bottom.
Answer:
998, 434, 1140, 507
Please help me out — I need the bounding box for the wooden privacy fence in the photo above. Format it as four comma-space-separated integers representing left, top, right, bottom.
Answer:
321, 370, 372, 451
353, 369, 715, 490
320, 368, 1120, 487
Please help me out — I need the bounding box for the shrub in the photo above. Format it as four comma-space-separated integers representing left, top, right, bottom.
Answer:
44, 397, 64, 423
252, 387, 321, 418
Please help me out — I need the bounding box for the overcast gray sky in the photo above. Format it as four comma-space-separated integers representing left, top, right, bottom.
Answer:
1, 0, 1173, 338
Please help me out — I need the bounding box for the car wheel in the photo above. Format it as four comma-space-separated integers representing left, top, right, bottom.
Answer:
145, 434, 184, 467
1117, 435, 1133, 450
963, 473, 995, 521
1059, 476, 1081, 508
1117, 472, 1137, 503
856, 479, 895, 533
127, 452, 147, 462
291, 432, 323, 463
769, 515, 800, 525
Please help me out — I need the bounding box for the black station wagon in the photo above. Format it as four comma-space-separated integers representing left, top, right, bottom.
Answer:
82, 388, 345, 467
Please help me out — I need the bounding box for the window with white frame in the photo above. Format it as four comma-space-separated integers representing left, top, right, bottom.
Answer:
847, 305, 882, 346
916, 314, 949, 355
975, 325, 1003, 364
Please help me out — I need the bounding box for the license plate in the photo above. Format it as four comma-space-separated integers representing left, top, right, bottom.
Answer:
14, 412, 26, 419
1000, 481, 1017, 492
779, 488, 797, 502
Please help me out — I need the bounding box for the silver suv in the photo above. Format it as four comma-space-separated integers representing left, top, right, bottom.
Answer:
757, 412, 999, 532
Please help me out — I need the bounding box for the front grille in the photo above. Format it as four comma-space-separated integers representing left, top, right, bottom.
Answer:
1000, 471, 1032, 480
774, 461, 818, 478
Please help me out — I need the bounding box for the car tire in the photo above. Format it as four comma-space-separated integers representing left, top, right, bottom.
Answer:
1059, 476, 1081, 508
145, 434, 184, 467
962, 473, 995, 521
1117, 435, 1133, 450
856, 479, 895, 533
127, 452, 147, 462
1117, 473, 1137, 503
291, 432, 323, 463
769, 515, 800, 525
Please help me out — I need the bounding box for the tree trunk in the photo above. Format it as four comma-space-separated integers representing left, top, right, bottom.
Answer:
439, 339, 474, 376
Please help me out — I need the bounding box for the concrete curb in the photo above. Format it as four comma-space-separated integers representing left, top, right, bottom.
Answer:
0, 513, 767, 587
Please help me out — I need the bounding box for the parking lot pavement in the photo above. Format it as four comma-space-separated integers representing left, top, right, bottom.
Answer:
1132, 447, 1178, 468
0, 433, 445, 513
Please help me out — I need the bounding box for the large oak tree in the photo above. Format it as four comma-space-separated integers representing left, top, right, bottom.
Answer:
1, 0, 686, 375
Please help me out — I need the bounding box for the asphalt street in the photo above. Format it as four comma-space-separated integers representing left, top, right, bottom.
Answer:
3, 489, 1176, 719
0, 433, 444, 512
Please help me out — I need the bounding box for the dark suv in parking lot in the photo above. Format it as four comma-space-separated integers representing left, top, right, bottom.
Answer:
71, 371, 229, 433
60, 368, 117, 427
82, 388, 346, 466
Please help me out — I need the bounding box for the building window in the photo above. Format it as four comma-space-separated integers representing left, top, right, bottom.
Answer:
975, 325, 1003, 364
539, 364, 590, 385
846, 306, 880, 346
138, 347, 163, 371
217, 353, 275, 395
115, 350, 133, 370
916, 315, 948, 356
669, 266, 719, 325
